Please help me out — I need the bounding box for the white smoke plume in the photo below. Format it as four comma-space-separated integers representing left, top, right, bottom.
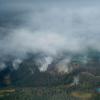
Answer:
12, 59, 22, 70
38, 56, 53, 72
0, 62, 6, 71
71, 75, 79, 86
55, 58, 72, 73
0, 0, 100, 72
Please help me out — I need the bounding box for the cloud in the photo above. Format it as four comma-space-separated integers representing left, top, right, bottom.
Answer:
0, 1, 100, 71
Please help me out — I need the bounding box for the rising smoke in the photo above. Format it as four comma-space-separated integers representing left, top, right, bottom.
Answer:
0, 0, 100, 72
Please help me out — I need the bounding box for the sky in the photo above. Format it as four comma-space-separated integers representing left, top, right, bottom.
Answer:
0, 0, 100, 71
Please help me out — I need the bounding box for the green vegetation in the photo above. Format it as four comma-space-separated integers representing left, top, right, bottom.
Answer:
0, 85, 98, 100
0, 50, 100, 100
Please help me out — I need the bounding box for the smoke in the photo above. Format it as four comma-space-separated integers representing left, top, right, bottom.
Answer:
37, 56, 53, 72
0, 62, 6, 71
71, 75, 79, 86
12, 59, 22, 70
0, 1, 100, 72
55, 57, 72, 73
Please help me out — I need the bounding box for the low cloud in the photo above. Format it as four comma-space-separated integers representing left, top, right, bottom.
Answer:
0, 1, 100, 72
